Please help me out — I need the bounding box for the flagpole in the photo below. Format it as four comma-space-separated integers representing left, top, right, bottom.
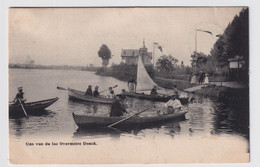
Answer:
153, 43, 155, 68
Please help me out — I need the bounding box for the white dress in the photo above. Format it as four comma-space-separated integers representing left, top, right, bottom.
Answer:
204, 75, 209, 84
191, 75, 197, 84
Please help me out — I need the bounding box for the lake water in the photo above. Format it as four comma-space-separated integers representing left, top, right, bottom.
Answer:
9, 69, 249, 157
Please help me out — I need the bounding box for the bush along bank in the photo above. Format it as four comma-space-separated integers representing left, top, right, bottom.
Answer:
194, 85, 249, 106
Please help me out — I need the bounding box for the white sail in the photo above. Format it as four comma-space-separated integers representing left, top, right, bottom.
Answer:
136, 55, 161, 91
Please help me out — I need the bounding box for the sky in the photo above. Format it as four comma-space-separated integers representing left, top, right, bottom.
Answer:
9, 7, 243, 67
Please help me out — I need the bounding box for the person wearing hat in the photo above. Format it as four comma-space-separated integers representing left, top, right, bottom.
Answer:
110, 96, 127, 117
107, 87, 115, 99
85, 85, 92, 96
150, 85, 158, 96
159, 96, 182, 115
13, 87, 26, 104
127, 76, 137, 92
93, 86, 99, 97
172, 84, 179, 98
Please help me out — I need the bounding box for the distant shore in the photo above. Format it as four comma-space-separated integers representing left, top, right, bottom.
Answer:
9, 63, 99, 72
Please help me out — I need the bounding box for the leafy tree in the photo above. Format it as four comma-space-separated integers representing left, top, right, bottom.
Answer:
156, 55, 178, 72
98, 44, 112, 68
210, 8, 249, 70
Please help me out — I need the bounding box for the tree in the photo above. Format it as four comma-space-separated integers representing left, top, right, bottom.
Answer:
156, 55, 178, 72
98, 44, 112, 68
210, 8, 249, 70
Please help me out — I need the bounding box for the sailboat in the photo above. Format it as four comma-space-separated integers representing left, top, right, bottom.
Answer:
123, 54, 178, 102
122, 41, 189, 104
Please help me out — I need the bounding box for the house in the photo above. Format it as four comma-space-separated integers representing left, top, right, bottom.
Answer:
121, 41, 152, 65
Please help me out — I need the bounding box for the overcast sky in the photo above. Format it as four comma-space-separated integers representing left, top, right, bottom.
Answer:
9, 7, 243, 67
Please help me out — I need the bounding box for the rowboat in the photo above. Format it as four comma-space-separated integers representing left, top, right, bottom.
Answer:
122, 91, 189, 104
72, 111, 187, 128
68, 88, 114, 104
9, 97, 59, 117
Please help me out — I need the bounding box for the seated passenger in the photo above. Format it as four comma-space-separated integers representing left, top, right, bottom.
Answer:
164, 97, 182, 114
110, 96, 127, 117
93, 86, 99, 97
13, 87, 26, 104
107, 87, 115, 99
150, 85, 158, 96
85, 85, 92, 96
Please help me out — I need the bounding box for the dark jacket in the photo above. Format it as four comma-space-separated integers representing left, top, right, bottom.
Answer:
110, 99, 127, 117
150, 88, 158, 96
93, 90, 99, 97
85, 88, 92, 96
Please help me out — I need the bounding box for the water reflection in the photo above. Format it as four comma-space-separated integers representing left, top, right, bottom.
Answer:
9, 69, 249, 145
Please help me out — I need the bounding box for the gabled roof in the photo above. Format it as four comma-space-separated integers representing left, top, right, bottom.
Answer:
121, 49, 139, 57
121, 49, 152, 59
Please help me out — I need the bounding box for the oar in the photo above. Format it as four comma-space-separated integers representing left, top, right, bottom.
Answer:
99, 85, 118, 94
57, 86, 67, 90
18, 98, 28, 118
107, 107, 151, 128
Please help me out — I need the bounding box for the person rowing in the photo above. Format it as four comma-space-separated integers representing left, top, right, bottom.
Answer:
13, 87, 26, 104
109, 96, 128, 117
93, 86, 99, 97
85, 85, 92, 96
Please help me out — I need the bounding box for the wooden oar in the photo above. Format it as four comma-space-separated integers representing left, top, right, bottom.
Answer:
18, 98, 28, 118
107, 107, 151, 128
99, 85, 118, 94
57, 86, 67, 90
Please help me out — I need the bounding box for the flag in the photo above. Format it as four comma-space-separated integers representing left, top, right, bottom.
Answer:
196, 29, 212, 35
216, 34, 221, 37
158, 46, 163, 52
154, 42, 163, 52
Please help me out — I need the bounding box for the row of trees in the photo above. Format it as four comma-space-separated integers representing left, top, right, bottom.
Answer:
191, 8, 248, 76
96, 8, 248, 80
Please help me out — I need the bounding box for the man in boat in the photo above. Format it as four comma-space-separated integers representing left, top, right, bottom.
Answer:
110, 96, 127, 117
85, 85, 92, 96
172, 85, 179, 98
93, 86, 99, 97
107, 87, 115, 99
13, 87, 26, 104
161, 97, 182, 115
127, 76, 137, 92
150, 85, 158, 96
119, 89, 127, 99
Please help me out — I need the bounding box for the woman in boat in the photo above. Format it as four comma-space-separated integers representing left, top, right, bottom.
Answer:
93, 86, 99, 97
85, 85, 92, 96
110, 96, 127, 117
107, 87, 115, 99
128, 76, 137, 92
150, 85, 158, 96
13, 87, 26, 104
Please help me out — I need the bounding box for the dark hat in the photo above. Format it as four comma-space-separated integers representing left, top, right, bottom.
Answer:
18, 87, 23, 91
95, 86, 99, 89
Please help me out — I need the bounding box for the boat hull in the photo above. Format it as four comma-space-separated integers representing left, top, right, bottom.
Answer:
72, 111, 187, 128
123, 91, 189, 104
68, 88, 114, 104
9, 97, 59, 117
